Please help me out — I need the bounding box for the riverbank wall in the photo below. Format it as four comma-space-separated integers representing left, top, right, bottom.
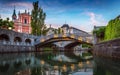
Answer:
94, 38, 120, 58
0, 45, 35, 53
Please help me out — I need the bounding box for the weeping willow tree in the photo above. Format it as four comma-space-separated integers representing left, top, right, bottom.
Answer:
31, 1, 47, 36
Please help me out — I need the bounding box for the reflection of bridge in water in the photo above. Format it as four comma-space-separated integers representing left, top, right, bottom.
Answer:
35, 33, 93, 51
0, 53, 93, 75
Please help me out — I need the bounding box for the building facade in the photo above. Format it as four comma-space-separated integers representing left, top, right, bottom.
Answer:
61, 24, 90, 37
12, 8, 31, 34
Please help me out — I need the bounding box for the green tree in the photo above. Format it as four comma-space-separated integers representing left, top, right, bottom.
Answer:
0, 18, 3, 27
93, 26, 106, 41
31, 1, 47, 36
0, 18, 13, 29
104, 16, 120, 40
54, 29, 57, 34
58, 28, 61, 34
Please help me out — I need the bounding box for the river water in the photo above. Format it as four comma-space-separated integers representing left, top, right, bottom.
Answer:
0, 51, 119, 75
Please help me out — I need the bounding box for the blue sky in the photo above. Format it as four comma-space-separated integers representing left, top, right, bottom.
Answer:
0, 0, 120, 32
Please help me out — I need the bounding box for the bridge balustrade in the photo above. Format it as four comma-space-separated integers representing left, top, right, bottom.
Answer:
35, 33, 93, 45
0, 40, 33, 46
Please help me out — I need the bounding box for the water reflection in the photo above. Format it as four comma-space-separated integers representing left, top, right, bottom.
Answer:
0, 52, 119, 75
94, 57, 120, 75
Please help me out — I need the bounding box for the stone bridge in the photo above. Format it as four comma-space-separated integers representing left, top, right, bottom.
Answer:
35, 33, 93, 51
0, 29, 37, 52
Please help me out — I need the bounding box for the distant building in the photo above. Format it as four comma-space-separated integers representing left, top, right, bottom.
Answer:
61, 24, 91, 36
12, 8, 31, 34
46, 25, 56, 36
54, 24, 92, 48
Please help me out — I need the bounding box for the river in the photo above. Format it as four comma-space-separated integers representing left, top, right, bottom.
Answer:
0, 51, 119, 75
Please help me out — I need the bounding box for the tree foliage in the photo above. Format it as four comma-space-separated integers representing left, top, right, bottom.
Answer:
105, 16, 120, 40
31, 1, 47, 36
0, 18, 14, 29
93, 26, 106, 41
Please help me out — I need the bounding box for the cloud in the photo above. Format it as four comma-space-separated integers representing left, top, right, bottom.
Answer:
87, 12, 98, 25
6, 2, 33, 9
86, 12, 107, 26
0, 2, 33, 20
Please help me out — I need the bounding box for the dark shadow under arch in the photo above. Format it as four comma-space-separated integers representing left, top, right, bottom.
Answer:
25, 38, 31, 44
14, 37, 22, 42
0, 34, 9, 41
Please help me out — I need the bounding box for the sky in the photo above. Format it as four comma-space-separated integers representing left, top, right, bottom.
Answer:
0, 0, 120, 32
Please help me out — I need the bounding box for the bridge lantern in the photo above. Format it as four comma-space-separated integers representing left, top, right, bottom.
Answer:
86, 60, 90, 65
70, 34, 75, 38
71, 64, 75, 71
54, 65, 58, 70
62, 34, 66, 37
78, 37, 82, 41
62, 65, 67, 72
40, 60, 45, 65
78, 62, 83, 68
86, 39, 90, 43
54, 34, 58, 38
40, 39, 45, 42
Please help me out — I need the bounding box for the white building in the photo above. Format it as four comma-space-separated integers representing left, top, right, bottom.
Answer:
46, 25, 57, 36
61, 24, 91, 37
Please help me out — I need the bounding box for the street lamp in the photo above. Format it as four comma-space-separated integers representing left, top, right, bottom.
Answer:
8, 27, 12, 30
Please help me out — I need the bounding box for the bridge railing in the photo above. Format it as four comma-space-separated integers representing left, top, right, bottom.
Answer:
35, 33, 93, 45
0, 40, 34, 46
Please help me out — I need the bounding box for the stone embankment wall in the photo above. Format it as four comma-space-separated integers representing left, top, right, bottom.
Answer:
94, 38, 120, 58
0, 45, 35, 53
0, 29, 37, 53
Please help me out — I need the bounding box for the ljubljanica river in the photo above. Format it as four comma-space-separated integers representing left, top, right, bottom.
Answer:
0, 51, 120, 75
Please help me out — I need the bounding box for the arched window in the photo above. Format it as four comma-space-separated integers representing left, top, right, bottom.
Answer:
0, 34, 9, 41
24, 19, 27, 24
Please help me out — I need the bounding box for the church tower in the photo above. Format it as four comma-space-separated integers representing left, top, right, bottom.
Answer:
12, 6, 17, 21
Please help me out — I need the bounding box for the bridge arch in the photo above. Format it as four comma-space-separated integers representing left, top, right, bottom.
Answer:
36, 35, 92, 47
0, 63, 10, 72
0, 34, 9, 41
14, 37, 22, 42
25, 38, 31, 44
64, 41, 92, 49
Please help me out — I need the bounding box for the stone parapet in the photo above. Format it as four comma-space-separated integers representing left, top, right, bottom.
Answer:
94, 38, 120, 58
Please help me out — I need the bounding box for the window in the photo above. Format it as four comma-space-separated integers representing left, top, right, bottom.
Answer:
24, 19, 27, 24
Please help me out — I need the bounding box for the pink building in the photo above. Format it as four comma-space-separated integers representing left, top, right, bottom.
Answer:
12, 8, 31, 34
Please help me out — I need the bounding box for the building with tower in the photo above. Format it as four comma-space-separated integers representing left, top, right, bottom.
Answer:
12, 7, 31, 34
